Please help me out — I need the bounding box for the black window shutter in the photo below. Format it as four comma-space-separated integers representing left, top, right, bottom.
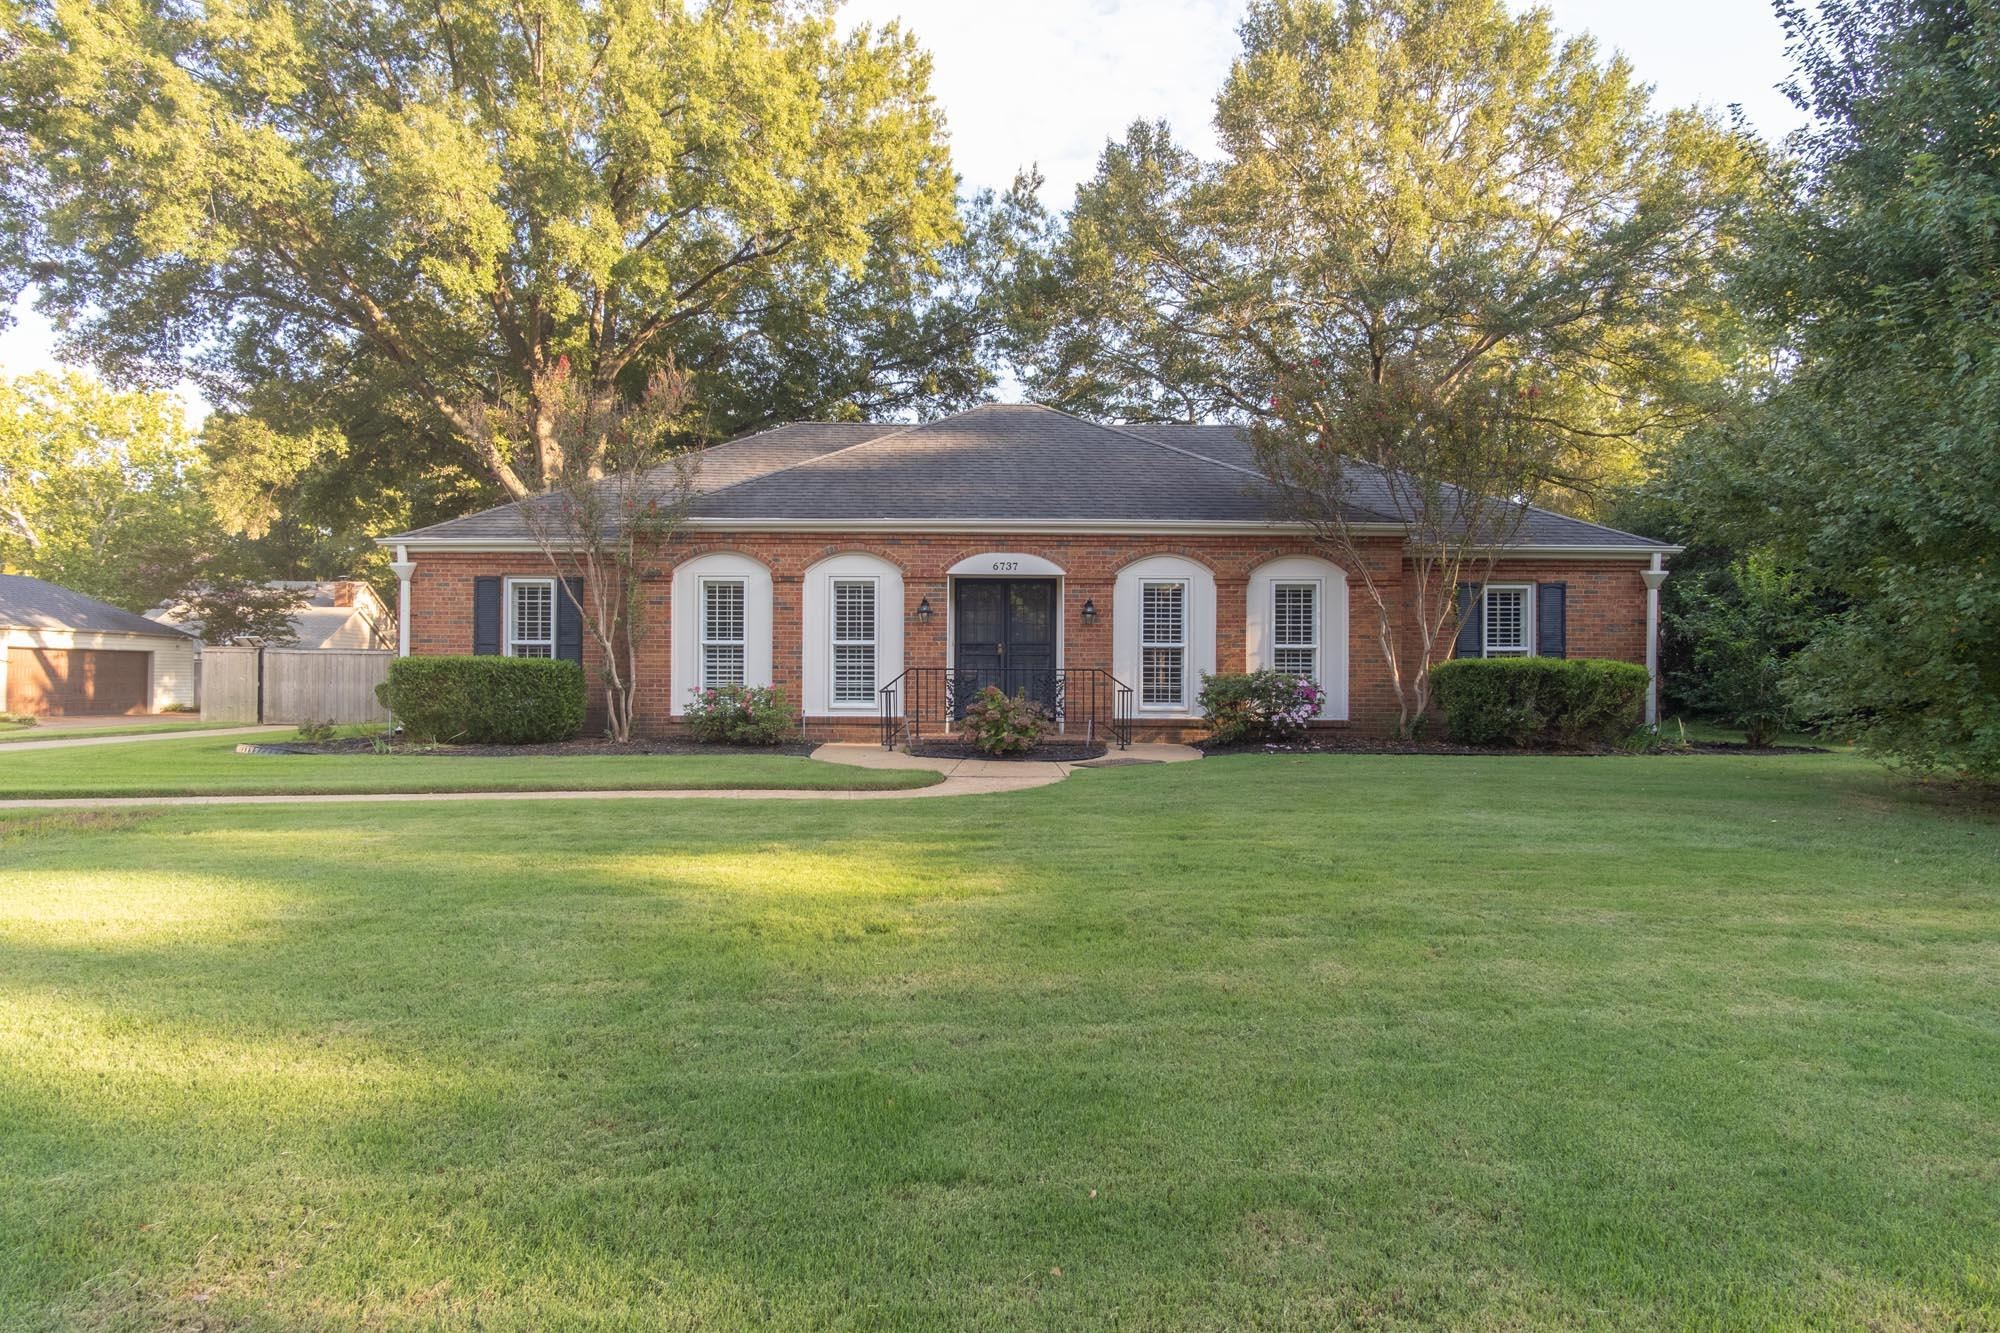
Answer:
473, 576, 502, 655
557, 577, 585, 664
1454, 583, 1483, 658
1536, 582, 1567, 658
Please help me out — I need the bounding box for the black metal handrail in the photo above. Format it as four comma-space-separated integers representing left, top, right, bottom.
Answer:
880, 667, 1133, 750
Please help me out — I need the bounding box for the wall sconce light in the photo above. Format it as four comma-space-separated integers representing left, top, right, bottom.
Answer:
1081, 598, 1098, 625
914, 596, 933, 623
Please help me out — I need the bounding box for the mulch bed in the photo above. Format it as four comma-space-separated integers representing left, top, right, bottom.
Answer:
264, 737, 820, 758
906, 739, 1109, 762
1197, 735, 1829, 758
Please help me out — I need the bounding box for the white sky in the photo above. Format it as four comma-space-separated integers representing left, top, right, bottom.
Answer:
0, 0, 1806, 404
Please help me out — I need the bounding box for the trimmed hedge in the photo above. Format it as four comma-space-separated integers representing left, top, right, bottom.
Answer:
1430, 658, 1649, 748
378, 656, 586, 744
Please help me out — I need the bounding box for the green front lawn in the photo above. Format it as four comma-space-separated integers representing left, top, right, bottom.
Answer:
0, 733, 939, 796
2, 754, 1996, 1328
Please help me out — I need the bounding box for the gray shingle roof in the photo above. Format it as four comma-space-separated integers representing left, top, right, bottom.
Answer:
386, 404, 1669, 549
0, 575, 194, 638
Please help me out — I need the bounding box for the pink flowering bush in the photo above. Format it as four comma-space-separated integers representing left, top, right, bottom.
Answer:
1199, 670, 1324, 744
684, 684, 794, 745
961, 686, 1051, 755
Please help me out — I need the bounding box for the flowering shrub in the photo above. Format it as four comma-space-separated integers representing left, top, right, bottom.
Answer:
960, 686, 1051, 755
1199, 670, 1324, 744
684, 684, 794, 745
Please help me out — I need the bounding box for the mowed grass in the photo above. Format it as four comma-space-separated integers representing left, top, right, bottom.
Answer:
0, 733, 940, 796
1, 755, 1996, 1329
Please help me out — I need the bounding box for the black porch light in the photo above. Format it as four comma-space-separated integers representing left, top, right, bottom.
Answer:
1080, 598, 1098, 625
914, 596, 933, 623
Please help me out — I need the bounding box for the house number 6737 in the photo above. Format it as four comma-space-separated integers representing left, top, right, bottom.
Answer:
990, 560, 1018, 572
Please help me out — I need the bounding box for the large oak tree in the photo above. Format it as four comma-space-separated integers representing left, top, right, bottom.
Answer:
0, 0, 962, 497
1005, 0, 1764, 508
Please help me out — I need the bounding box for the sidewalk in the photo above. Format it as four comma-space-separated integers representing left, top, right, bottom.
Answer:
0, 725, 289, 753
0, 742, 1200, 809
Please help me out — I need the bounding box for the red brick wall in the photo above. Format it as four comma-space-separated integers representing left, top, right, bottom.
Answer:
406, 534, 1656, 739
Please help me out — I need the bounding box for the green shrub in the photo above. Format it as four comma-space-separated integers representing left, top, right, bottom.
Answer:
294, 719, 336, 743
378, 656, 585, 744
1669, 554, 1818, 748
1430, 658, 1650, 748
0, 711, 37, 728
1198, 670, 1325, 744
683, 684, 794, 745
960, 686, 1050, 755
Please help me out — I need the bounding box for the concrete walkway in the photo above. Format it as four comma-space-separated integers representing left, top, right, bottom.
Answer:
0, 724, 288, 753
0, 742, 1201, 809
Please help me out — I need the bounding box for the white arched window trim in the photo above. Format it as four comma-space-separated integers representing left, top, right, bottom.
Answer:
1112, 555, 1217, 717
670, 552, 774, 715
1245, 555, 1350, 721
801, 553, 905, 715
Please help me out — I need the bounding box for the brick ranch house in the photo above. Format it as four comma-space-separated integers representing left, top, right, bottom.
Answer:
382, 404, 1675, 744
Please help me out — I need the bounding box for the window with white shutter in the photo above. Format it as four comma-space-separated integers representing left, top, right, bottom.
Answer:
1140, 580, 1187, 708
701, 578, 746, 686
506, 578, 555, 658
1272, 582, 1318, 679
830, 578, 877, 705
1483, 585, 1531, 657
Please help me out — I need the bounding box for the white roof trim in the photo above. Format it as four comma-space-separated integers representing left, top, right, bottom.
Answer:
380, 528, 1676, 558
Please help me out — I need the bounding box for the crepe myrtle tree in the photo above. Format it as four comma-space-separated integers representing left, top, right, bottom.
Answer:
462, 359, 698, 742
1253, 361, 1559, 736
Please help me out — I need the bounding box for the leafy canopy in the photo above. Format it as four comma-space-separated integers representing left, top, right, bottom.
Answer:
0, 372, 212, 610
0, 0, 962, 495
1006, 0, 1763, 507
1670, 0, 2000, 775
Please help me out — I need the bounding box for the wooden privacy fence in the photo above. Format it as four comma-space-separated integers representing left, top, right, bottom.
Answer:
201, 647, 392, 725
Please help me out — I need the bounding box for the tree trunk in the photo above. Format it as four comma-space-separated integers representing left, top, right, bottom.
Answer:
530, 397, 565, 491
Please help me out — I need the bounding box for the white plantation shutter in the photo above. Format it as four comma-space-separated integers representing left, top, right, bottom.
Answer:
701, 579, 746, 686
1483, 586, 1529, 657
1140, 581, 1187, 707
507, 579, 555, 658
1272, 583, 1318, 678
830, 579, 876, 704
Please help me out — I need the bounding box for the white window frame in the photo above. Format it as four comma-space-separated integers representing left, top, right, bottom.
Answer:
1271, 580, 1321, 680
1139, 578, 1190, 711
1482, 583, 1535, 658
504, 576, 556, 658
829, 575, 879, 707
700, 576, 748, 688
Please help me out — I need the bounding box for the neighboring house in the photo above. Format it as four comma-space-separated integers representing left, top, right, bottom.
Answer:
0, 574, 197, 715
381, 404, 1675, 741
147, 580, 395, 650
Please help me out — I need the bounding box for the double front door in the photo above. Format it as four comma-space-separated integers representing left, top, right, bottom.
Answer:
953, 579, 1058, 718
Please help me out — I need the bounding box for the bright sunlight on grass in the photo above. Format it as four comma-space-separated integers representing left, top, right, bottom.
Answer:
1, 752, 1995, 1328
0, 734, 940, 796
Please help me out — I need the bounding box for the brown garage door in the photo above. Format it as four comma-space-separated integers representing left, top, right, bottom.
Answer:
5, 648, 150, 716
